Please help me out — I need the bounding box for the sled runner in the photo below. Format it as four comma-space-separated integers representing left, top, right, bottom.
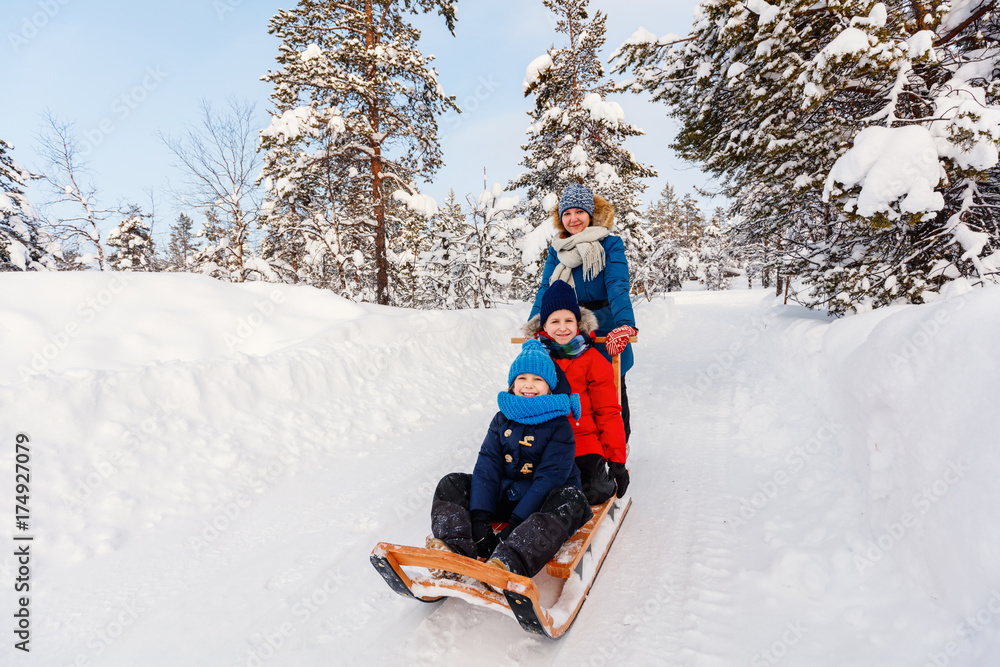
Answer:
370, 335, 635, 638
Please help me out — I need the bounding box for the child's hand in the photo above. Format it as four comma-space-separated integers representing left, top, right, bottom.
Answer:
609, 462, 630, 498
472, 520, 498, 558
498, 515, 523, 542
605, 325, 636, 356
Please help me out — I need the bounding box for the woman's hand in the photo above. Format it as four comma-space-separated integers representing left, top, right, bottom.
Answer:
604, 325, 636, 356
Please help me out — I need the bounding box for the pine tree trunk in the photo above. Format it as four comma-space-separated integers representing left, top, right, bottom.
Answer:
365, 0, 389, 305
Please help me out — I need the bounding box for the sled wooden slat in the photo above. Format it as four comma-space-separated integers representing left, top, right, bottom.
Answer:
546, 496, 616, 579
379, 543, 537, 594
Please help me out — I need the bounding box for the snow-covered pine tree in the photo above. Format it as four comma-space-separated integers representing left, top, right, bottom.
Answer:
678, 193, 706, 248
1, 139, 56, 271
637, 182, 695, 294
511, 0, 656, 267
166, 213, 199, 271
392, 196, 431, 308
260, 0, 459, 305
190, 209, 233, 279
697, 208, 732, 291
420, 190, 469, 308
464, 185, 530, 308
645, 183, 680, 242
613, 0, 1000, 314
106, 207, 154, 271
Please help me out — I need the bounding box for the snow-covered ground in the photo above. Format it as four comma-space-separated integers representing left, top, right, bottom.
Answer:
1, 272, 998, 666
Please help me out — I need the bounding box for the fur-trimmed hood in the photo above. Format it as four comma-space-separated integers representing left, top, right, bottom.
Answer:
552, 194, 615, 237
523, 307, 600, 339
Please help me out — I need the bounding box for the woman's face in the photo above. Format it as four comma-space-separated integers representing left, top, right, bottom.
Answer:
561, 208, 591, 235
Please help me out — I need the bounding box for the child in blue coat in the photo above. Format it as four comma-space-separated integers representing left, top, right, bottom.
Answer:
428, 340, 593, 578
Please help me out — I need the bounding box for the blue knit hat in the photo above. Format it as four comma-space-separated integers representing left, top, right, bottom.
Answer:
540, 280, 581, 325
558, 183, 595, 218
508, 339, 559, 389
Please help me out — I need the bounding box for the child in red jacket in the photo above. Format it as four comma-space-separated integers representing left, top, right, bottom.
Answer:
524, 280, 630, 504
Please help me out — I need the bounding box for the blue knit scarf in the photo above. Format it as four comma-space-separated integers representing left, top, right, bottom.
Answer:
497, 391, 582, 425
539, 333, 590, 360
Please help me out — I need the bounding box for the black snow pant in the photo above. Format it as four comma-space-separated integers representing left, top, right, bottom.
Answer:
431, 472, 593, 578
620, 372, 631, 442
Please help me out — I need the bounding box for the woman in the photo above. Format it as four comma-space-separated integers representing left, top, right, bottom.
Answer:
528, 183, 637, 438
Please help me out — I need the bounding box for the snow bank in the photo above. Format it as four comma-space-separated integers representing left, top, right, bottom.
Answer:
1, 272, 528, 664
0, 272, 366, 381
753, 283, 1000, 623
821, 284, 1000, 613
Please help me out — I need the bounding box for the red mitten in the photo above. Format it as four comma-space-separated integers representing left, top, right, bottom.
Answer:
604, 325, 636, 356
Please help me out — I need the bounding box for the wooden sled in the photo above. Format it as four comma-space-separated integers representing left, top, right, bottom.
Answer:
370, 493, 630, 638
370, 333, 636, 638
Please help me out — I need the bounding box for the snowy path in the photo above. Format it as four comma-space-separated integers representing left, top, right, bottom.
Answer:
6, 276, 994, 666
347, 290, 954, 666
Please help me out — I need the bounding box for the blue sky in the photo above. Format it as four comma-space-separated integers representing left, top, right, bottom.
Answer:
3, 0, 715, 243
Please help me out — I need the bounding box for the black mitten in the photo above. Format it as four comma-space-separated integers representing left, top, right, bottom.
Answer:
471, 513, 498, 559
497, 514, 523, 542
609, 462, 630, 498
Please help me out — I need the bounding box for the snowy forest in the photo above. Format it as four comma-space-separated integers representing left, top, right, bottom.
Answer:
3, 0, 1000, 315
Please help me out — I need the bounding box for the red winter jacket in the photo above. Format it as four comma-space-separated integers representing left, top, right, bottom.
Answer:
552, 346, 627, 464
524, 308, 627, 464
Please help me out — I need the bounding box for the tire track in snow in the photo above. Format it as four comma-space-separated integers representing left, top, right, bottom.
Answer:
627, 294, 757, 665
547, 291, 764, 666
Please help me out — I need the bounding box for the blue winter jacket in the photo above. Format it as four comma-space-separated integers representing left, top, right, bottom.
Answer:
529, 235, 637, 373
469, 411, 582, 524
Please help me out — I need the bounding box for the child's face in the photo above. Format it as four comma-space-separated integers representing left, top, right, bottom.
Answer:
543, 309, 579, 345
512, 373, 551, 397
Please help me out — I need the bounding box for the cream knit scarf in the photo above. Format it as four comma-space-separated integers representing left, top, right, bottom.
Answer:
549, 226, 610, 288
